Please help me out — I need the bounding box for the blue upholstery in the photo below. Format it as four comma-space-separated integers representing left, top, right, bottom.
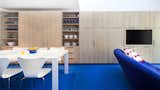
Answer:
114, 49, 160, 90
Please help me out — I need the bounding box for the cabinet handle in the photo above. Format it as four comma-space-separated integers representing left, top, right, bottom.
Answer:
153, 40, 155, 46
93, 40, 95, 48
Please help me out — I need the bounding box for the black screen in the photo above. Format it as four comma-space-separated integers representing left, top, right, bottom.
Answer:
126, 30, 152, 45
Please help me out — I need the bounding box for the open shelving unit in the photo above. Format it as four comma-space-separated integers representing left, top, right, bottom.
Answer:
62, 12, 80, 63
1, 12, 18, 47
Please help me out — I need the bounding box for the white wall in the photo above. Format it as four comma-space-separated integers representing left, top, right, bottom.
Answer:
79, 0, 160, 11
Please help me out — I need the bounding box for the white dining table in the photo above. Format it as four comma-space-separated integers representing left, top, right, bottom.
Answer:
0, 48, 69, 90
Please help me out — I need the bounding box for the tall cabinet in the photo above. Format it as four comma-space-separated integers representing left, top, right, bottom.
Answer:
18, 11, 62, 47
79, 12, 124, 63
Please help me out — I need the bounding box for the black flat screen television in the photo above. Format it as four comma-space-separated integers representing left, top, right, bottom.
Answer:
126, 30, 152, 45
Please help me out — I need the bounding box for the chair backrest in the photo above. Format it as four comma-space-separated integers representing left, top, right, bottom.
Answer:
49, 47, 65, 55
18, 57, 46, 78
37, 48, 48, 53
12, 47, 28, 52
49, 47, 64, 51
0, 58, 10, 76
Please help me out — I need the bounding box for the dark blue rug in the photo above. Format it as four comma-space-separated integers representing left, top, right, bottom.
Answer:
0, 64, 135, 90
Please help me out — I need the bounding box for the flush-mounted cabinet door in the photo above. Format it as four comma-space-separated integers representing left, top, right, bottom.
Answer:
46, 12, 62, 47
103, 12, 123, 28
79, 12, 94, 28
107, 28, 124, 63
19, 11, 62, 47
93, 28, 109, 63
79, 27, 96, 63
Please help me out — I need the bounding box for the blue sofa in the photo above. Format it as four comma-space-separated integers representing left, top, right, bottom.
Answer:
114, 49, 160, 90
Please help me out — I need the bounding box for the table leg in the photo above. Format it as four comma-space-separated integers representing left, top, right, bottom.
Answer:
64, 52, 69, 74
52, 58, 58, 90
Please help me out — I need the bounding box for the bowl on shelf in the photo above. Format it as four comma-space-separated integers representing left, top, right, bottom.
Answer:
7, 42, 16, 46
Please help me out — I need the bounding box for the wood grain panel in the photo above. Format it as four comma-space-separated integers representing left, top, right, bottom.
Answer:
18, 11, 62, 47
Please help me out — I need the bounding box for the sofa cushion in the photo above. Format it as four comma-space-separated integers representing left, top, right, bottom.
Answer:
123, 48, 144, 62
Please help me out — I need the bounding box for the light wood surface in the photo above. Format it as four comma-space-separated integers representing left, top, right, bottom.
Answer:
79, 12, 156, 63
18, 11, 62, 47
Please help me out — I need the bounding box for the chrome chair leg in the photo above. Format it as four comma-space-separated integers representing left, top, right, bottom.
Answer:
8, 78, 10, 90
42, 77, 45, 90
19, 77, 25, 90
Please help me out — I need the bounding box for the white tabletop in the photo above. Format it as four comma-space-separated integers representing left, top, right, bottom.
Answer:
0, 48, 68, 61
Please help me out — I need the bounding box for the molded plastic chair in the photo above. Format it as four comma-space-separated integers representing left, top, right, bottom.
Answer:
0, 58, 22, 90
18, 57, 51, 90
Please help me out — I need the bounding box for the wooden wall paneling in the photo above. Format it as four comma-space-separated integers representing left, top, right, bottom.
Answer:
94, 27, 109, 63
19, 12, 33, 47
152, 28, 160, 63
103, 12, 123, 28
79, 12, 93, 28
47, 11, 62, 47
19, 11, 62, 47
92, 12, 105, 28
107, 28, 124, 63
152, 12, 160, 28
134, 12, 151, 28
79, 27, 95, 63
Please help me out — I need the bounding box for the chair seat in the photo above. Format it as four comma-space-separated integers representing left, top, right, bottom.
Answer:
25, 68, 51, 78
1, 68, 22, 78
37, 68, 51, 78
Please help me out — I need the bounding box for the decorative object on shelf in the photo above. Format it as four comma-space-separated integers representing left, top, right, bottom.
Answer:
28, 47, 39, 54
2, 12, 19, 47
7, 41, 16, 46
62, 12, 79, 47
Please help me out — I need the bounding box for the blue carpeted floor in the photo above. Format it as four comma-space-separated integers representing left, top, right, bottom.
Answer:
0, 64, 138, 90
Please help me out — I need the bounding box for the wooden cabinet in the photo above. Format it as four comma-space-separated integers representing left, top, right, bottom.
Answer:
79, 27, 95, 63
79, 12, 94, 28
122, 12, 152, 28
79, 12, 128, 63
19, 11, 62, 47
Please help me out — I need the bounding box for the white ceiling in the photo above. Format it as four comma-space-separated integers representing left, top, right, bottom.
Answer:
1, 0, 160, 11
0, 0, 79, 10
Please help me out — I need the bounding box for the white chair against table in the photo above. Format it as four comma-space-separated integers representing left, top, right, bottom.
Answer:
37, 48, 48, 53
18, 57, 51, 90
12, 47, 28, 52
0, 58, 22, 90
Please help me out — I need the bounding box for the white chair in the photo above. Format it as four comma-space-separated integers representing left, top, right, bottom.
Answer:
18, 57, 51, 90
0, 58, 22, 90
37, 48, 48, 53
12, 47, 28, 51
38, 48, 48, 51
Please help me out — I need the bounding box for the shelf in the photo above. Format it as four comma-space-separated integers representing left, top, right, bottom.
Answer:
4, 24, 18, 26
6, 30, 18, 33
63, 17, 79, 19
63, 30, 79, 33
64, 46, 79, 48
5, 17, 18, 19
63, 24, 79, 26
2, 38, 18, 40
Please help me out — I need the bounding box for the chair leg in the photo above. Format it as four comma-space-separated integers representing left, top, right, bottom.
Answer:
42, 77, 45, 90
8, 78, 10, 90
19, 77, 25, 90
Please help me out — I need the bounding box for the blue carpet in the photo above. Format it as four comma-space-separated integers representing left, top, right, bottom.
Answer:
0, 64, 135, 90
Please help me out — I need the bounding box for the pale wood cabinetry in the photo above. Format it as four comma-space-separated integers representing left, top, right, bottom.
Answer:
79, 12, 124, 63
18, 11, 62, 47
